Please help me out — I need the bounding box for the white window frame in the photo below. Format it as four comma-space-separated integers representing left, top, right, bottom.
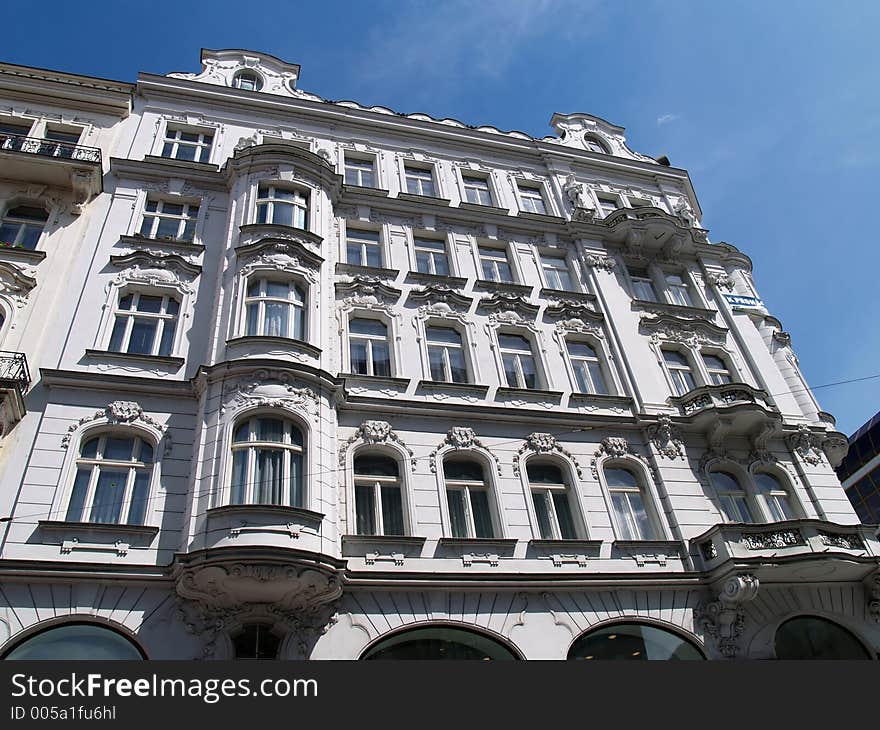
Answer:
228, 414, 305, 507
627, 266, 658, 302
662, 348, 698, 396
425, 323, 470, 384
526, 461, 581, 540
66, 432, 155, 526
232, 70, 263, 91
353, 452, 407, 536
752, 470, 799, 522
242, 276, 307, 341
516, 181, 548, 215
443, 460, 498, 539
0, 203, 49, 250
566, 338, 610, 395
498, 330, 542, 390
345, 225, 384, 268
460, 172, 495, 206
709, 469, 756, 524
477, 243, 516, 283
348, 315, 393, 377
107, 290, 181, 358
139, 198, 200, 242
343, 154, 377, 188
160, 125, 214, 164
540, 252, 577, 291
403, 163, 437, 197
664, 271, 695, 307
595, 193, 621, 218
600, 462, 663, 541
412, 234, 452, 277
255, 184, 309, 230
700, 351, 735, 385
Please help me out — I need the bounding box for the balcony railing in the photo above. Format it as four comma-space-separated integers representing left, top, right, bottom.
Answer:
0, 351, 30, 390
0, 133, 101, 164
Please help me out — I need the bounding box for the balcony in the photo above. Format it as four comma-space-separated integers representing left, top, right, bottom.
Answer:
0, 133, 103, 209
0, 351, 30, 436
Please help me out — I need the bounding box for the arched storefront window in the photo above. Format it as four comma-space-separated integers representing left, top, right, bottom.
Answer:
2, 623, 145, 660
568, 622, 704, 660
362, 626, 518, 660
774, 616, 871, 659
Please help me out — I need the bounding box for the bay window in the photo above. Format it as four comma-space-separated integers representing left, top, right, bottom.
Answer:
230, 416, 303, 506
244, 278, 306, 340
256, 185, 308, 229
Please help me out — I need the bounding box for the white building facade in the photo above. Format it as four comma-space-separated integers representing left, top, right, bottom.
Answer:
0, 49, 877, 660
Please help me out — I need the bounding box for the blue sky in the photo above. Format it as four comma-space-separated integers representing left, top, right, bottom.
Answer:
6, 0, 879, 435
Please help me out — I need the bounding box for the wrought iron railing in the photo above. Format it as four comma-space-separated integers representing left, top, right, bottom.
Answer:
0, 351, 30, 390
0, 133, 101, 164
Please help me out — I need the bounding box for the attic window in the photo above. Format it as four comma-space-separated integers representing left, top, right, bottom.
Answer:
232, 71, 263, 92
584, 137, 608, 154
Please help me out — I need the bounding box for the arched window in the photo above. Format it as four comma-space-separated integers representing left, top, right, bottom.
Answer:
754, 472, 795, 521
230, 416, 304, 506
349, 318, 391, 376
774, 616, 871, 659
0, 205, 48, 249
583, 137, 608, 154
362, 626, 518, 660
232, 624, 281, 659
566, 340, 609, 395
244, 278, 306, 340
710, 470, 754, 523
354, 453, 404, 536
568, 622, 704, 660
2, 623, 145, 660
232, 71, 263, 92
108, 291, 180, 357
444, 459, 495, 539
66, 433, 154, 525
528, 461, 578, 539
256, 185, 307, 229
604, 466, 657, 540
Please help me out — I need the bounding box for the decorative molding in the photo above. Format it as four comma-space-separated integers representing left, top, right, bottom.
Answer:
0, 261, 37, 308
696, 574, 759, 658
742, 529, 804, 550
642, 313, 727, 347
514, 432, 582, 478
428, 426, 500, 474
478, 292, 540, 323
646, 415, 685, 459
583, 253, 617, 272
61, 401, 170, 454
818, 531, 864, 551
338, 420, 416, 471
406, 284, 473, 314
221, 371, 320, 417
786, 424, 825, 466
335, 276, 402, 307
562, 173, 596, 220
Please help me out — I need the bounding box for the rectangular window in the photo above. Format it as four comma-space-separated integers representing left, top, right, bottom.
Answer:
518, 183, 547, 214
404, 165, 436, 197
532, 490, 578, 540
108, 292, 179, 358
40, 127, 81, 158
414, 236, 450, 276
161, 127, 213, 163
426, 326, 468, 383
567, 340, 609, 395
344, 156, 376, 187
478, 245, 514, 283
597, 195, 619, 218
446, 488, 494, 538
139, 199, 199, 242
462, 174, 493, 206
346, 228, 383, 268
628, 268, 657, 301
0, 120, 34, 152
663, 350, 697, 396
256, 185, 308, 229
665, 273, 693, 307
499, 333, 538, 389
349, 318, 391, 376
702, 353, 733, 385
542, 254, 574, 291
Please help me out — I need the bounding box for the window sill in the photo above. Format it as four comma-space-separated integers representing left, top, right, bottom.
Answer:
527, 538, 603, 560
226, 336, 321, 359
206, 504, 325, 525
340, 373, 411, 390
0, 247, 47, 264
119, 234, 205, 255
417, 380, 490, 397
567, 393, 632, 409
405, 271, 468, 288
631, 298, 718, 321
38, 520, 160, 538
457, 201, 509, 216
341, 534, 427, 560
395, 192, 451, 206
612, 539, 682, 551
438, 537, 517, 549
239, 223, 324, 248
473, 279, 533, 297
517, 210, 565, 225
341, 184, 390, 198
84, 349, 184, 368
436, 537, 518, 560
335, 261, 399, 279
540, 287, 596, 304
496, 386, 563, 403
142, 154, 219, 173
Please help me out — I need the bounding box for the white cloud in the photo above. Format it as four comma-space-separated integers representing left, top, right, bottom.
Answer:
656, 113, 680, 126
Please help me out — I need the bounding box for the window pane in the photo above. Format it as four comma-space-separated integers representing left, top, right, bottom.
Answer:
90, 470, 127, 523
80, 438, 99, 459
246, 303, 259, 336
350, 340, 368, 374
128, 319, 157, 354
230, 450, 247, 504
499, 333, 530, 351
470, 490, 494, 538
108, 317, 127, 352
289, 453, 303, 507
355, 485, 376, 535
502, 353, 520, 388
128, 471, 150, 525
605, 468, 637, 489
447, 489, 468, 538
365, 244, 382, 268
444, 460, 484, 482
519, 354, 537, 389
272, 202, 294, 227
527, 463, 564, 484
355, 455, 399, 477
104, 437, 134, 461
532, 492, 554, 539
371, 340, 391, 376
448, 348, 468, 383
264, 302, 289, 337
553, 492, 578, 539
257, 418, 284, 442
428, 346, 446, 381
66, 468, 91, 521
381, 486, 405, 536
255, 448, 284, 504
588, 360, 608, 394
158, 321, 176, 356
350, 319, 387, 337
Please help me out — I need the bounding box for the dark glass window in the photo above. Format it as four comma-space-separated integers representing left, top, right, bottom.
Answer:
568, 623, 704, 661
233, 624, 281, 659
774, 616, 870, 659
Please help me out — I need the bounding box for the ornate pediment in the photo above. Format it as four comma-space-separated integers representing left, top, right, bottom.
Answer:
478, 292, 539, 323
335, 276, 401, 307
514, 432, 582, 478
547, 112, 656, 164
641, 313, 727, 348
236, 238, 323, 282
109, 250, 202, 278
338, 420, 415, 471
428, 426, 500, 474
221, 371, 320, 416
60, 400, 170, 454
406, 285, 473, 314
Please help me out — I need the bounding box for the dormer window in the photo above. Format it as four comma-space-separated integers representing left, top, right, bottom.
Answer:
232, 71, 263, 91
584, 137, 608, 154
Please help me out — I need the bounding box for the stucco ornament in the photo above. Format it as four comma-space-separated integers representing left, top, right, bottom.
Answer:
222, 373, 320, 416
338, 420, 416, 470
673, 198, 698, 227
696, 574, 759, 658
867, 572, 880, 623
563, 174, 596, 220
513, 432, 582, 477
428, 427, 501, 474
583, 253, 617, 272
646, 415, 685, 459
705, 271, 735, 291
61, 400, 169, 452
786, 424, 825, 466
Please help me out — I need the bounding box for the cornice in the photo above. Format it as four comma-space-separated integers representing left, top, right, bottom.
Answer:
110, 156, 224, 187
0, 62, 132, 116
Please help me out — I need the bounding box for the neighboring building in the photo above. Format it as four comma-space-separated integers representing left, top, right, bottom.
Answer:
837, 410, 880, 525
0, 49, 877, 661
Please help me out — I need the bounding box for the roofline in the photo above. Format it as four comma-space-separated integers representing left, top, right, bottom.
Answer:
0, 60, 133, 93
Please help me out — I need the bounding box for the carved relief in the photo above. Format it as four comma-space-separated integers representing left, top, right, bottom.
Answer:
61, 401, 170, 454
786, 424, 825, 466
562, 173, 596, 220
646, 415, 685, 459
338, 420, 416, 471
590, 436, 652, 478
428, 427, 500, 474
514, 432, 582, 478
696, 574, 759, 658
221, 371, 320, 416
0, 262, 37, 309
583, 253, 617, 272
478, 292, 540, 323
